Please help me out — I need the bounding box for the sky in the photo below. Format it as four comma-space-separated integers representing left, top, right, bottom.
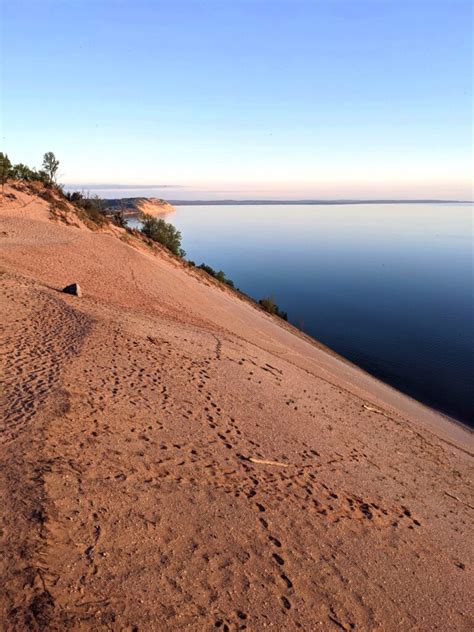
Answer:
1, 0, 472, 200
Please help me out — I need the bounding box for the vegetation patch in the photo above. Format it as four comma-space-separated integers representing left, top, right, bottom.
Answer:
140, 213, 185, 257
193, 263, 235, 288
190, 261, 288, 321
62, 191, 110, 229
49, 198, 74, 225
258, 297, 288, 321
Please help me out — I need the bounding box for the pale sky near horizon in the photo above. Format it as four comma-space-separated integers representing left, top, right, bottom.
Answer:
1, 0, 472, 199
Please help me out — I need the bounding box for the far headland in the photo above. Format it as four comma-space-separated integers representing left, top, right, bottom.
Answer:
104, 197, 175, 216
99, 195, 471, 212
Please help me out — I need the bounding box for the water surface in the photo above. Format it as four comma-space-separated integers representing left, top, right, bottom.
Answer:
133, 203, 473, 426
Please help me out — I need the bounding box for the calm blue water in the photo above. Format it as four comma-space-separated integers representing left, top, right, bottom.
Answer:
131, 204, 473, 426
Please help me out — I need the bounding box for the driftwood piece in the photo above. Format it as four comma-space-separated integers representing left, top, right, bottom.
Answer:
444, 491, 474, 510
363, 404, 384, 414
248, 457, 289, 468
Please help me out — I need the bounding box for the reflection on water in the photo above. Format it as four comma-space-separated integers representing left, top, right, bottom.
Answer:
132, 203, 474, 426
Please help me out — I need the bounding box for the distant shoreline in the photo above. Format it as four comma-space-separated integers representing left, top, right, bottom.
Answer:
167, 199, 472, 206
100, 196, 472, 207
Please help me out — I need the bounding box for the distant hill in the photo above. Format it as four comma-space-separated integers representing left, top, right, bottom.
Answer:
104, 197, 175, 216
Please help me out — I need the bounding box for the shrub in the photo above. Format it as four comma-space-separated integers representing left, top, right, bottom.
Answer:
197, 263, 235, 288
66, 191, 85, 203
49, 198, 72, 224
140, 213, 184, 257
10, 163, 32, 180
9, 163, 50, 186
111, 210, 128, 228
198, 263, 216, 276
65, 191, 108, 227
80, 195, 108, 226
258, 296, 288, 321
38, 187, 56, 203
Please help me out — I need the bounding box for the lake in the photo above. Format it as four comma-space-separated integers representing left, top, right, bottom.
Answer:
130, 203, 473, 427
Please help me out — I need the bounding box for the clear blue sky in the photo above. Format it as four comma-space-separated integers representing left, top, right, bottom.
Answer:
1, 0, 472, 199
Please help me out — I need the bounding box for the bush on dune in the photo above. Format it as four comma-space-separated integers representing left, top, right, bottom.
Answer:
140, 213, 185, 257
258, 296, 288, 321
80, 196, 108, 227
10, 163, 42, 182
63, 190, 109, 227
194, 263, 288, 320
81, 197, 108, 226
197, 263, 235, 288
111, 210, 128, 228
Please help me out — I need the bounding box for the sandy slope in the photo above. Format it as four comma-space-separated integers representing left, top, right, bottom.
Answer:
0, 183, 472, 631
135, 198, 175, 217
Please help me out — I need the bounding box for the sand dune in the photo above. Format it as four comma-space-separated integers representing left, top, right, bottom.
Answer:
135, 198, 175, 217
0, 183, 472, 631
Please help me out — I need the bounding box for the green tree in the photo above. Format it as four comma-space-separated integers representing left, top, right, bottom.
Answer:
66, 191, 85, 203
0, 152, 12, 196
258, 296, 288, 321
140, 213, 184, 257
10, 163, 40, 181
42, 152, 59, 184
197, 263, 235, 288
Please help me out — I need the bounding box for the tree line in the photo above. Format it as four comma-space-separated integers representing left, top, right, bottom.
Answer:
0, 151, 59, 194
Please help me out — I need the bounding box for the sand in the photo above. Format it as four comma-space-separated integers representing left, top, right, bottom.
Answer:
1, 182, 472, 631
135, 198, 175, 217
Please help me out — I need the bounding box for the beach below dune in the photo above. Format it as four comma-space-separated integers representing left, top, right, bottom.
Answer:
0, 183, 473, 631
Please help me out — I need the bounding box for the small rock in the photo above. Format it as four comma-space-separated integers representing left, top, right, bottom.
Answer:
63, 283, 82, 297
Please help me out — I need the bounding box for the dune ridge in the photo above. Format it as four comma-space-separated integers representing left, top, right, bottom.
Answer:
103, 197, 175, 217
135, 198, 175, 217
0, 183, 472, 631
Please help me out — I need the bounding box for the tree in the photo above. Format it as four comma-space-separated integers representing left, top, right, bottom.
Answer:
140, 213, 184, 257
0, 153, 12, 196
10, 163, 37, 181
42, 152, 59, 184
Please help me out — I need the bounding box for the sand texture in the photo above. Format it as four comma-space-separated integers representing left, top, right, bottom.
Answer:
0, 183, 472, 631
135, 198, 175, 217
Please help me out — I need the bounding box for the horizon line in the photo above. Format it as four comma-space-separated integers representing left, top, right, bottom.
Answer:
109, 197, 473, 205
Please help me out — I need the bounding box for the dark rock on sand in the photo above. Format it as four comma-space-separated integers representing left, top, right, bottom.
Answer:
63, 283, 82, 297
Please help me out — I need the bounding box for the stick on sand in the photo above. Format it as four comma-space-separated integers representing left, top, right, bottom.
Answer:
444, 491, 474, 510
363, 404, 384, 414
248, 457, 289, 468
